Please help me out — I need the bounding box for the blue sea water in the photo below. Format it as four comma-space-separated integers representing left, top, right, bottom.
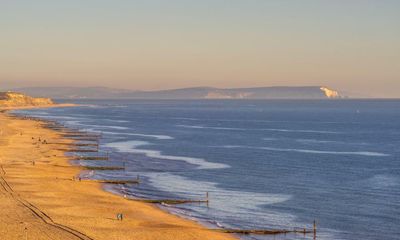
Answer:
15, 100, 400, 240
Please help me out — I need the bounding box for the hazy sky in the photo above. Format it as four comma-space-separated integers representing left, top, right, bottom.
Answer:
1, 0, 399, 97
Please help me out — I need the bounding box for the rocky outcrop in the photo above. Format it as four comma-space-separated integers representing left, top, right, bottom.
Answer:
0, 92, 54, 107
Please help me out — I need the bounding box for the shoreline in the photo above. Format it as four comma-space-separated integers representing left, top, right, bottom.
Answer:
0, 107, 235, 239
0, 103, 78, 111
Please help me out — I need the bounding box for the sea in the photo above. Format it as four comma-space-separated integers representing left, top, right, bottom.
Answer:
13, 99, 400, 240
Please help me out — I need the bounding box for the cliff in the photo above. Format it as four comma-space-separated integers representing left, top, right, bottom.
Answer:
0, 92, 54, 107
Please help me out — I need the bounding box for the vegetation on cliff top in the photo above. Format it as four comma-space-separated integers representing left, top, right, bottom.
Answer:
0, 91, 54, 107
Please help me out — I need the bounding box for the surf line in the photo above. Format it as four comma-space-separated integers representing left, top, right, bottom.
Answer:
28, 113, 319, 238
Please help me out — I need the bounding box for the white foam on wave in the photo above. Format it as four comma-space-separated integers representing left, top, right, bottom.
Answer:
176, 124, 246, 131
264, 128, 339, 134
19, 111, 49, 116
105, 141, 229, 169
83, 104, 106, 109
101, 131, 174, 140
63, 121, 129, 130
44, 115, 85, 120
138, 115, 355, 125
103, 119, 130, 123
296, 139, 371, 146
88, 124, 129, 130
143, 172, 296, 228
61, 119, 173, 140
296, 139, 341, 144
64, 120, 82, 126
218, 145, 390, 157
177, 124, 340, 134
262, 137, 279, 141
367, 174, 399, 188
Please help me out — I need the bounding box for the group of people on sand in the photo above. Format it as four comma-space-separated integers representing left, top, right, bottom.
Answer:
31, 136, 48, 144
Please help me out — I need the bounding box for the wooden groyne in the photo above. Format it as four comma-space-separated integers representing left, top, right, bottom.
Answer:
82, 179, 140, 184
137, 199, 209, 205
42, 123, 68, 129
61, 134, 101, 138
58, 149, 99, 153
58, 131, 88, 134
212, 220, 317, 237
70, 156, 108, 161
213, 228, 312, 235
51, 164, 124, 171
80, 166, 125, 171
46, 126, 71, 131
49, 143, 99, 147
72, 138, 100, 142
130, 192, 210, 205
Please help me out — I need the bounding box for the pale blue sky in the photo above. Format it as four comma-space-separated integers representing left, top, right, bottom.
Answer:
1, 0, 399, 97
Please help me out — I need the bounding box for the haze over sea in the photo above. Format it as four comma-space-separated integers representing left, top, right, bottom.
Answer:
15, 99, 400, 240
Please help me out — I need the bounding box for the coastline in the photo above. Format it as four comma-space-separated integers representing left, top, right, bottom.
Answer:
0, 103, 78, 111
0, 107, 235, 239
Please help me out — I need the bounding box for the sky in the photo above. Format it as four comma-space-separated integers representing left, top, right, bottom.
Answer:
1, 0, 399, 97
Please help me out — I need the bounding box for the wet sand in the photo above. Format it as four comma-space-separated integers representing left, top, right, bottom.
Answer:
0, 111, 235, 240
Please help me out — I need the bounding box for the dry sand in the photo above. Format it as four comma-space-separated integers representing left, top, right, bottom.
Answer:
0, 111, 235, 240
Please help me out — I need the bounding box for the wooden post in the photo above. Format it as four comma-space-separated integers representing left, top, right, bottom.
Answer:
313, 220, 317, 239
206, 192, 209, 207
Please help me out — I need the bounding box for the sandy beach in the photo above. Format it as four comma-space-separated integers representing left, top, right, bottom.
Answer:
0, 110, 235, 240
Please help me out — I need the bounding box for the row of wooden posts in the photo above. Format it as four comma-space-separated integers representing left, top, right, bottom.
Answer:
39, 118, 317, 238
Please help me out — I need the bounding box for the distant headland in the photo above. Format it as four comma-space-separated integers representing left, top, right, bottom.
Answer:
10, 86, 343, 100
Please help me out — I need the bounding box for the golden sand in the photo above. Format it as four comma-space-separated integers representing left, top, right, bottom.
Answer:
0, 111, 235, 240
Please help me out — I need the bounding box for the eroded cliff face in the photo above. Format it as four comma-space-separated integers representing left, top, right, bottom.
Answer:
320, 87, 340, 98
0, 92, 54, 107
